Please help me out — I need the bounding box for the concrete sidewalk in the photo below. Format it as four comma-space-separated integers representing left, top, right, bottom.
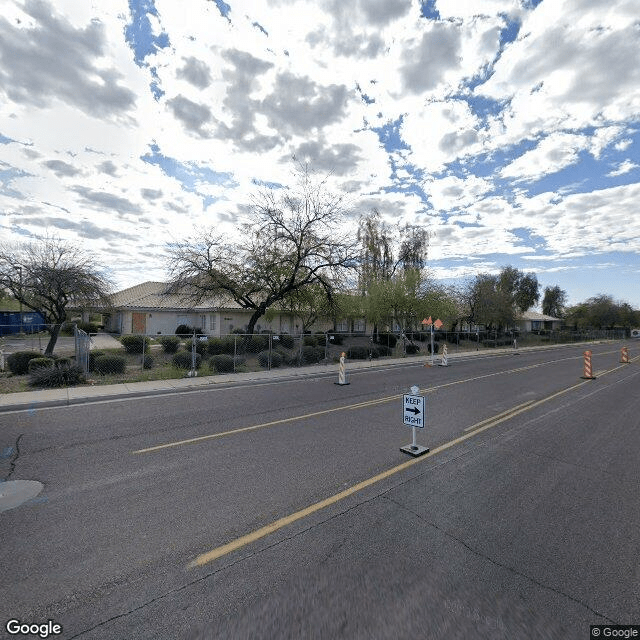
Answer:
0, 342, 582, 413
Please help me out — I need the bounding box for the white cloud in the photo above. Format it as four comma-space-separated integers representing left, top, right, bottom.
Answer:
607, 160, 639, 177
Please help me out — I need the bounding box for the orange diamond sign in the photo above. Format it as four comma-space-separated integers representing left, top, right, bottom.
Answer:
434, 319, 443, 329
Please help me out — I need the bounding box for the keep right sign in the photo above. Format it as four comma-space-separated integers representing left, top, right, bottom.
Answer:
403, 393, 425, 428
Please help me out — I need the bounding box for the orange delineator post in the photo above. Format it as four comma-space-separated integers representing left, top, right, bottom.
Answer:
581, 350, 595, 379
620, 347, 629, 363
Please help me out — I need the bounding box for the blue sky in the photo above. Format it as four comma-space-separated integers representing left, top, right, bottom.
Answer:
0, 0, 638, 308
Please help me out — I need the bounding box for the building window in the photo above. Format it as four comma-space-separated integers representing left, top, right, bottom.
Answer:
209, 314, 217, 331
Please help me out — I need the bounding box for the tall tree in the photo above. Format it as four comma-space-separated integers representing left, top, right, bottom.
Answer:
497, 265, 540, 313
357, 209, 430, 334
542, 285, 567, 318
167, 166, 358, 335
0, 236, 112, 355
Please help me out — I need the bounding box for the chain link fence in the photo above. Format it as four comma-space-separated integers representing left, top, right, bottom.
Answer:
0, 325, 631, 389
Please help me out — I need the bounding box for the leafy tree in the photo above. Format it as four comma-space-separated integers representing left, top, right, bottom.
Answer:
167, 166, 358, 336
565, 295, 640, 330
465, 273, 514, 331
497, 265, 540, 313
0, 237, 111, 355
542, 285, 567, 318
356, 209, 430, 334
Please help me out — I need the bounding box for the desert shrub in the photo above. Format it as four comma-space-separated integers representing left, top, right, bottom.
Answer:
158, 336, 180, 353
88, 351, 105, 372
244, 334, 269, 352
210, 354, 234, 373
208, 337, 236, 355
184, 338, 208, 355
375, 333, 397, 348
172, 351, 202, 369
303, 335, 318, 347
175, 324, 201, 336
278, 334, 295, 349
300, 345, 323, 364
54, 357, 72, 368
405, 343, 421, 355
29, 364, 85, 388
93, 354, 127, 375
120, 335, 150, 354
257, 350, 283, 368
7, 351, 43, 375
27, 357, 55, 373
75, 321, 100, 334
142, 355, 154, 369
347, 346, 369, 360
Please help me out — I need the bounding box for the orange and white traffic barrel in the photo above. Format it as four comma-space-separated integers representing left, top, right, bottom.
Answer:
581, 350, 595, 379
620, 347, 630, 363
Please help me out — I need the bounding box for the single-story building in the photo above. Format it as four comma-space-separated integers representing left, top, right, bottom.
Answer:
517, 310, 563, 332
100, 281, 304, 336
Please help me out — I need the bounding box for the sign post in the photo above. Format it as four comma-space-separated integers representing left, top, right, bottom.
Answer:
400, 385, 429, 457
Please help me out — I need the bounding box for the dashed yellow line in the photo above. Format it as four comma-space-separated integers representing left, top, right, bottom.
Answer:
188, 376, 598, 569
133, 360, 556, 454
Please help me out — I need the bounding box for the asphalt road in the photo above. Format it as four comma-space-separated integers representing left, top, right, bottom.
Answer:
1, 342, 639, 639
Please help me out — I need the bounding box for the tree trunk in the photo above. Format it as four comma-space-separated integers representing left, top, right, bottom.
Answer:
246, 305, 267, 336
44, 322, 63, 356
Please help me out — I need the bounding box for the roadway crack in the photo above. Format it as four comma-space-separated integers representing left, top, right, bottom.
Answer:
2, 433, 23, 481
380, 494, 616, 624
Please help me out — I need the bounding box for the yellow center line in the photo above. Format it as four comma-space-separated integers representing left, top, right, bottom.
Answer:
133, 360, 556, 455
188, 377, 597, 569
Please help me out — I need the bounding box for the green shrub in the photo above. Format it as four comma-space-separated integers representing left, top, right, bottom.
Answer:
172, 351, 202, 369
93, 354, 127, 374
303, 335, 318, 347
210, 354, 235, 373
347, 346, 369, 360
405, 343, 421, 355
75, 321, 100, 334
142, 355, 154, 369
368, 348, 380, 359
375, 333, 397, 348
376, 345, 392, 357
120, 335, 151, 354
300, 345, 323, 364
207, 337, 236, 355
257, 350, 283, 368
29, 364, 85, 388
175, 324, 201, 336
54, 357, 72, 368
27, 357, 55, 373
243, 334, 269, 352
278, 334, 295, 349
7, 351, 43, 375
158, 336, 180, 353
88, 351, 105, 372
184, 338, 208, 355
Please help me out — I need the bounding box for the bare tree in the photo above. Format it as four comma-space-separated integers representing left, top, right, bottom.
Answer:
167, 166, 358, 335
0, 236, 112, 355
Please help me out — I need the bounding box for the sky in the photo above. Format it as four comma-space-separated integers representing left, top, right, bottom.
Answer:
0, 0, 639, 309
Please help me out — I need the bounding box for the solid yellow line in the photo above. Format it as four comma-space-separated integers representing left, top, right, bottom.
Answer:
132, 395, 402, 453
188, 378, 595, 569
134, 361, 558, 454
463, 399, 536, 432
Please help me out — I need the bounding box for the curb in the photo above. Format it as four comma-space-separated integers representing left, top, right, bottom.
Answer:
0, 341, 607, 413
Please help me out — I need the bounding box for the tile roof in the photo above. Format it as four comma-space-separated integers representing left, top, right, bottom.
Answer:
109, 281, 244, 311
520, 310, 562, 322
